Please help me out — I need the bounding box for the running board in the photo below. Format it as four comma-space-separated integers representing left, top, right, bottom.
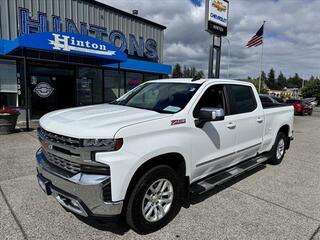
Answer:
191, 156, 268, 195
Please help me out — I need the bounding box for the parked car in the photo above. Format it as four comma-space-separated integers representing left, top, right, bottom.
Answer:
304, 97, 318, 107
259, 94, 284, 104
286, 99, 313, 115
36, 79, 294, 233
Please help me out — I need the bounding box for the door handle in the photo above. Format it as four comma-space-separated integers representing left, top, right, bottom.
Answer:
227, 122, 236, 129
257, 117, 264, 123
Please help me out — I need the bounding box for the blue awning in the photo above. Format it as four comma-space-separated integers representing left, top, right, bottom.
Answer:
0, 32, 127, 64
106, 58, 172, 75
0, 32, 171, 74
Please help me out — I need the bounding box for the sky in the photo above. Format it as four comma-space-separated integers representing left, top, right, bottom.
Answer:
97, 0, 320, 79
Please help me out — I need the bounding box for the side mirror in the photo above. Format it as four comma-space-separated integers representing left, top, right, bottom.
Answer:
196, 107, 225, 128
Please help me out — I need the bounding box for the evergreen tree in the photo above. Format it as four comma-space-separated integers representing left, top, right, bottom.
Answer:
267, 68, 276, 89
261, 71, 267, 85
190, 67, 197, 78
277, 71, 287, 90
172, 64, 183, 78
196, 70, 205, 78
302, 79, 320, 101
172, 64, 204, 79
287, 73, 303, 88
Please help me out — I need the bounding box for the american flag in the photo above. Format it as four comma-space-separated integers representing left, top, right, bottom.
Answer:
246, 24, 265, 48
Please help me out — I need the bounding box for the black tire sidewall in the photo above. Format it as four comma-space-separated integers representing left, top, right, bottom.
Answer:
126, 165, 182, 234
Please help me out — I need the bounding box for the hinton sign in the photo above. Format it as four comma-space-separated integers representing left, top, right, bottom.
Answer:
18, 8, 159, 61
49, 33, 117, 56
10, 32, 127, 63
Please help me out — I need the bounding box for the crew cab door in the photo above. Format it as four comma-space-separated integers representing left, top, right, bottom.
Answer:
190, 84, 238, 181
226, 84, 264, 162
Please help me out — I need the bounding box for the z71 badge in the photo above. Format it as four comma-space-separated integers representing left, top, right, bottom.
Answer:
171, 119, 186, 126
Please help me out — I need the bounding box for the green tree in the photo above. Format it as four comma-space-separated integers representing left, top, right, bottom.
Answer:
250, 78, 268, 94
260, 71, 267, 88
172, 64, 183, 78
287, 73, 303, 88
196, 70, 205, 78
277, 71, 287, 90
301, 79, 320, 101
267, 68, 276, 89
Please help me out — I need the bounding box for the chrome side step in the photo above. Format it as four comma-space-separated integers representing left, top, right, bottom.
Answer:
191, 156, 268, 195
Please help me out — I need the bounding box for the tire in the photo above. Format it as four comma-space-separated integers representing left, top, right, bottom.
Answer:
308, 111, 313, 116
268, 132, 287, 165
126, 165, 182, 234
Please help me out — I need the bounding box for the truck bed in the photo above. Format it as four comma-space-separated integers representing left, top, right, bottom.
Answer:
261, 102, 290, 109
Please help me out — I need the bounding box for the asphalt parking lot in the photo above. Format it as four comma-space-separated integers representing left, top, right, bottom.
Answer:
1, 110, 320, 240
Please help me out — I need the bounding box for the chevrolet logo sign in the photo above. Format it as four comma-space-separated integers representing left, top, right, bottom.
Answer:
212, 0, 227, 12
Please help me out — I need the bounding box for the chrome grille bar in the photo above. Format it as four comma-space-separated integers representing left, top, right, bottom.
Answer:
44, 151, 81, 174
38, 127, 81, 148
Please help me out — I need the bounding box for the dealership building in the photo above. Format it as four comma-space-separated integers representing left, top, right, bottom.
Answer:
0, 0, 171, 127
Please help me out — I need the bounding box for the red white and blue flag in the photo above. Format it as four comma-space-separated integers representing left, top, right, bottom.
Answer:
246, 24, 264, 48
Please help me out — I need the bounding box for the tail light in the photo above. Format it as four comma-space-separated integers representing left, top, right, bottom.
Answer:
295, 103, 303, 111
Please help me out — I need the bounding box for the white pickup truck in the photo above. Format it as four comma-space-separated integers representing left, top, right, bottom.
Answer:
36, 79, 294, 233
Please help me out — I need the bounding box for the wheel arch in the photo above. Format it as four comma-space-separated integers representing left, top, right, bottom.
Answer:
278, 124, 290, 137
277, 124, 291, 149
123, 152, 188, 211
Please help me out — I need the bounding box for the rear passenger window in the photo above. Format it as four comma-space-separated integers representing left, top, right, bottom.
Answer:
229, 85, 257, 114
260, 96, 272, 103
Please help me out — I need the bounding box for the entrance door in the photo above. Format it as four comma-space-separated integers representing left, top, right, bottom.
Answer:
30, 76, 57, 119
29, 64, 75, 119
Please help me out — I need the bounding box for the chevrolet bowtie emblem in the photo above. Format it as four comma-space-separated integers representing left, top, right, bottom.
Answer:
213, 0, 226, 12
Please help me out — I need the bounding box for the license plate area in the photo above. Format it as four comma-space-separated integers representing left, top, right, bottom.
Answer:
37, 175, 52, 196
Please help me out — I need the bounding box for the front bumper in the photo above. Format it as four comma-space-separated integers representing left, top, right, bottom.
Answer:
36, 149, 123, 217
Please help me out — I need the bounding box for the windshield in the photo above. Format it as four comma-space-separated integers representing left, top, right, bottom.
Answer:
111, 82, 200, 113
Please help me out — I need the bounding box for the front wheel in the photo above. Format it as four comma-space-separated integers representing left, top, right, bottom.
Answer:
268, 132, 287, 165
125, 165, 182, 234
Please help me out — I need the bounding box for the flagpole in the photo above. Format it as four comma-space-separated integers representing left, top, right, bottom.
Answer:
259, 21, 266, 94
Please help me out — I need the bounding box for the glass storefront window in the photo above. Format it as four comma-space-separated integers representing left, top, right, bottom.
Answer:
0, 93, 17, 107
104, 70, 124, 102
144, 73, 162, 82
126, 72, 143, 92
77, 67, 103, 106
0, 59, 18, 107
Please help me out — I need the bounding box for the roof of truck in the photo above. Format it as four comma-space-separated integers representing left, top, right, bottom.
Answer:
149, 78, 253, 86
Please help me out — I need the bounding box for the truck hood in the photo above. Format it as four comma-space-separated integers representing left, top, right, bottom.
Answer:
39, 104, 168, 138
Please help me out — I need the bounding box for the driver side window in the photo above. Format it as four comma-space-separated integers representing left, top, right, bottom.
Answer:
193, 85, 227, 118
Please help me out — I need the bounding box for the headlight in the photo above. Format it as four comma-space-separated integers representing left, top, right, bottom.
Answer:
82, 138, 123, 151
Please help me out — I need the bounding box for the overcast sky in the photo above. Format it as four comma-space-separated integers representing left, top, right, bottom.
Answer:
97, 0, 320, 79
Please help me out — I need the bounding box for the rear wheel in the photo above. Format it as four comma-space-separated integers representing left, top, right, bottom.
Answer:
268, 132, 287, 165
126, 165, 182, 234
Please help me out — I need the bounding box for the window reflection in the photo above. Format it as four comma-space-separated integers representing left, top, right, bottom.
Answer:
126, 72, 143, 92
104, 70, 124, 102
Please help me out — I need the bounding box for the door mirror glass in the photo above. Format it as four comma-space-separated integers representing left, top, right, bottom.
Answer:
199, 107, 225, 121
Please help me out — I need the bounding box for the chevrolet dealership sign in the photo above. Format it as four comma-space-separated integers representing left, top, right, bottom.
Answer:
205, 0, 229, 36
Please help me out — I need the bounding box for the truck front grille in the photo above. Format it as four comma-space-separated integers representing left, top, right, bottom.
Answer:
38, 127, 81, 148
44, 151, 81, 175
